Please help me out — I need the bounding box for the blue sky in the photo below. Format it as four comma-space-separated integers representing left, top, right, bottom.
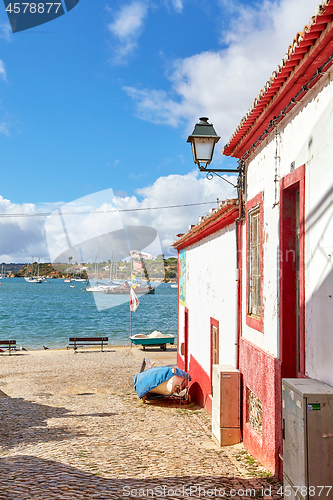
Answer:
0, 0, 321, 261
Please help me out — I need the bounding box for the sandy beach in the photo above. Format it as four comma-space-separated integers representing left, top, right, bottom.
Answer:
0, 347, 281, 499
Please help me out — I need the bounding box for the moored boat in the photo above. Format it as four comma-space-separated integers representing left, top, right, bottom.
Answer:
25, 257, 43, 283
130, 331, 175, 350
104, 282, 155, 295
133, 366, 190, 400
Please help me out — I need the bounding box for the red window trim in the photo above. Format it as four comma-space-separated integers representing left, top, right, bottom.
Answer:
246, 192, 264, 332
210, 317, 219, 393
279, 164, 305, 376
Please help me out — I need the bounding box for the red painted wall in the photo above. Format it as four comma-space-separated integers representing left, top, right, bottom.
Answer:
177, 351, 212, 413
189, 354, 212, 414
239, 338, 282, 478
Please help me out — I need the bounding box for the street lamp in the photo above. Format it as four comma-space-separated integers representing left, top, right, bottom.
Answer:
187, 117, 238, 175
187, 117, 245, 217
187, 117, 220, 168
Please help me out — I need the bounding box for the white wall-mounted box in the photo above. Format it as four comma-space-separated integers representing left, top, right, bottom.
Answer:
282, 378, 333, 500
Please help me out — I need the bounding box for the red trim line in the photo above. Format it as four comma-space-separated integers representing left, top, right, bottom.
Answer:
246, 192, 264, 332
174, 208, 238, 250
223, 3, 333, 158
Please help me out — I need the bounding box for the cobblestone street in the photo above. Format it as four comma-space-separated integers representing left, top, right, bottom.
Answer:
0, 347, 282, 499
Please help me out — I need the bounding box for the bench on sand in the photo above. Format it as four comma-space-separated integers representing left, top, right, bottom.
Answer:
0, 340, 16, 355
69, 337, 108, 353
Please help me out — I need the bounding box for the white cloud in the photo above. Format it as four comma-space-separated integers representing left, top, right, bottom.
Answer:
0, 22, 11, 43
108, 1, 148, 65
0, 59, 6, 81
124, 0, 321, 143
114, 170, 237, 256
169, 0, 184, 13
0, 172, 236, 262
0, 196, 48, 262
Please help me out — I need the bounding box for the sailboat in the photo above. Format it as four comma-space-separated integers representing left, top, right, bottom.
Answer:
25, 257, 42, 283
72, 262, 87, 282
64, 259, 72, 282
86, 248, 110, 292
0, 264, 6, 279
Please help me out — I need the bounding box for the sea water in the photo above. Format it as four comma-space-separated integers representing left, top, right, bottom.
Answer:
0, 278, 177, 349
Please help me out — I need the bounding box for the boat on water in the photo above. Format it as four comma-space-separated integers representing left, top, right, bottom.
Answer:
0, 264, 6, 279
170, 284, 178, 288
86, 281, 111, 292
24, 257, 43, 283
130, 330, 175, 350
104, 282, 155, 295
25, 277, 43, 283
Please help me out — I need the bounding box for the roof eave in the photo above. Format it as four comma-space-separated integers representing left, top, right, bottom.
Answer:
223, 1, 333, 160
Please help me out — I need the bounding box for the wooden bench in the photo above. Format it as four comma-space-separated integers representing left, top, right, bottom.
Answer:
0, 340, 16, 355
69, 337, 108, 353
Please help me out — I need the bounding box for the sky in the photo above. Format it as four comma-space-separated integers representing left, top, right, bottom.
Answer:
0, 0, 322, 262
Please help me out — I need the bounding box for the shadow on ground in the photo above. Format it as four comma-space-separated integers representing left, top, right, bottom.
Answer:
0, 454, 282, 500
0, 390, 92, 449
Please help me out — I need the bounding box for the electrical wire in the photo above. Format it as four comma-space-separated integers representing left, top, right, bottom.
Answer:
0, 200, 220, 218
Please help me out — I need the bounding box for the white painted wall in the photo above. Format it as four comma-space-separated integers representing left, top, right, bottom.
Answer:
243, 67, 333, 386
178, 222, 238, 377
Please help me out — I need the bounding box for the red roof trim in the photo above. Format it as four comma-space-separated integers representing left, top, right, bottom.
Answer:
172, 204, 238, 250
223, 0, 333, 159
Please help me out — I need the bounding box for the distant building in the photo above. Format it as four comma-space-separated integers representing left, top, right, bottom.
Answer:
172, 199, 239, 412
173, 0, 333, 477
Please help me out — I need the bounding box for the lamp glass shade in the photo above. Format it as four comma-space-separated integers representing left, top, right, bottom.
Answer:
192, 137, 216, 164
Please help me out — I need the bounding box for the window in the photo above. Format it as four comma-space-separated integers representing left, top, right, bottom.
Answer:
246, 192, 263, 332
210, 318, 219, 395
248, 206, 261, 316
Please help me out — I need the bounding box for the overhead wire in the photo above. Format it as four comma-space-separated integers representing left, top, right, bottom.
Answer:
0, 200, 221, 218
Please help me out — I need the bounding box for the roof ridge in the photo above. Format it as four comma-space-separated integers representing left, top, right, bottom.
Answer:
223, 0, 333, 157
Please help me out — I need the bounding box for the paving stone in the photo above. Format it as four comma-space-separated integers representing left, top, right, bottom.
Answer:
0, 347, 282, 499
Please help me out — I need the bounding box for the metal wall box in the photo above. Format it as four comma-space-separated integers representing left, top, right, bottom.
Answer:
282, 378, 333, 500
212, 364, 241, 446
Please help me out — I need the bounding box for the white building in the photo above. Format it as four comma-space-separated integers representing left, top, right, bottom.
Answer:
173, 200, 239, 412
173, 0, 333, 477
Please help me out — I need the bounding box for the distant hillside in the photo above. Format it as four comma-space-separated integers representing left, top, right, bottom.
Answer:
15, 263, 62, 278
3, 257, 177, 281
0, 263, 27, 276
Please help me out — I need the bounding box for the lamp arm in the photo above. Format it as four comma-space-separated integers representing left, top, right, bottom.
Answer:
205, 171, 237, 188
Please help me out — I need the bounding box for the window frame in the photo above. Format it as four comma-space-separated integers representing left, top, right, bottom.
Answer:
246, 192, 264, 332
210, 317, 219, 395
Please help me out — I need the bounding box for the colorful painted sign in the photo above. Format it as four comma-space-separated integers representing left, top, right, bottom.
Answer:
179, 249, 186, 306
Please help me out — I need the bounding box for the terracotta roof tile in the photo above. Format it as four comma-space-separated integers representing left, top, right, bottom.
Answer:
223, 0, 333, 158
172, 199, 238, 249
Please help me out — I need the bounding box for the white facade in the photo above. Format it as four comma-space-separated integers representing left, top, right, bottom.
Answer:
244, 68, 333, 387
178, 221, 238, 377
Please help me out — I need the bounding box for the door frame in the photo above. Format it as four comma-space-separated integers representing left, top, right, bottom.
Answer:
279, 165, 305, 377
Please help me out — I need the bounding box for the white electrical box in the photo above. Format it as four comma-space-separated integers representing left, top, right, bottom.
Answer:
282, 378, 333, 500
212, 364, 241, 446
